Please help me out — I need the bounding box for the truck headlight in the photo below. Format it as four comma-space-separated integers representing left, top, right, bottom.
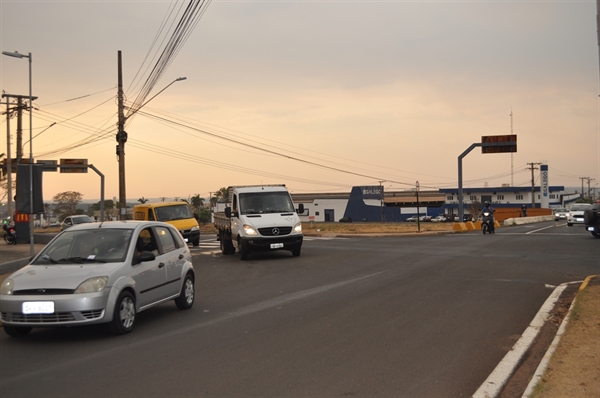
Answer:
74, 277, 108, 294
294, 222, 302, 233
244, 224, 258, 236
191, 225, 199, 231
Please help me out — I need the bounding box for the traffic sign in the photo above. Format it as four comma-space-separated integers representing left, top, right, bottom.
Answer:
481, 135, 517, 154
60, 158, 88, 173
37, 159, 58, 172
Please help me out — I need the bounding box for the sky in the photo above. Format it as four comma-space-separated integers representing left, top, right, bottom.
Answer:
1, 0, 598, 203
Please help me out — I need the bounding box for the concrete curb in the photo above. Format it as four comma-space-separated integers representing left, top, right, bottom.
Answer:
521, 275, 599, 398
472, 281, 580, 398
503, 215, 555, 226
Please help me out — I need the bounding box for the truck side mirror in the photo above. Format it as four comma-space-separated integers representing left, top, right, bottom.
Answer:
225, 207, 232, 218
297, 204, 304, 214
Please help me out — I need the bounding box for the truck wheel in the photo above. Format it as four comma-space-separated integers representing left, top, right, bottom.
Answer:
240, 242, 249, 261
592, 231, 600, 238
192, 239, 200, 247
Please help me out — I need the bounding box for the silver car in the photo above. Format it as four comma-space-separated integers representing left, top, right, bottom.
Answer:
60, 214, 94, 231
567, 203, 591, 227
553, 208, 569, 221
0, 221, 195, 337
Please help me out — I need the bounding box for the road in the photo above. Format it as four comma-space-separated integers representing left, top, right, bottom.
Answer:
0, 221, 597, 397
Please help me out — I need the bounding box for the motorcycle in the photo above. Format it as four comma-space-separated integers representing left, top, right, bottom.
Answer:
481, 211, 494, 234
3, 222, 17, 244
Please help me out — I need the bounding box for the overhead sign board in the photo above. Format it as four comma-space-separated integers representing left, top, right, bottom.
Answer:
481, 135, 517, 154
37, 159, 58, 172
60, 158, 88, 173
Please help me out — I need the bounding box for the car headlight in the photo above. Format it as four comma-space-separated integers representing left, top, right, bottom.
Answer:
0, 278, 14, 295
294, 222, 302, 233
243, 224, 258, 236
74, 277, 108, 294
191, 225, 199, 231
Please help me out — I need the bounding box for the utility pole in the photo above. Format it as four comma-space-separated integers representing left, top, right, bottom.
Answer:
526, 162, 541, 207
580, 177, 589, 200
116, 51, 128, 220
1, 94, 37, 219
588, 178, 595, 200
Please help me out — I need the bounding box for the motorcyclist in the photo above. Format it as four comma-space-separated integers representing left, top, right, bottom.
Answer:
481, 201, 495, 232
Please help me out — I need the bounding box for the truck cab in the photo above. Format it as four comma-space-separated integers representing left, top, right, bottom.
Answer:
219, 185, 304, 260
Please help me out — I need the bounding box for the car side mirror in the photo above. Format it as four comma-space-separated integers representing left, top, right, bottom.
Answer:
139, 251, 156, 262
297, 204, 304, 214
225, 207, 232, 218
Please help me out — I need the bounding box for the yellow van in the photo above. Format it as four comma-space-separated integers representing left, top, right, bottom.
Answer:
133, 201, 200, 246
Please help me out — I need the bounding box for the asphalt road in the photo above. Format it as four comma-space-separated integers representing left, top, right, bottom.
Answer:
0, 221, 597, 397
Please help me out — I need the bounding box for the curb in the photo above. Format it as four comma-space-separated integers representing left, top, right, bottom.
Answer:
521, 275, 599, 398
472, 281, 580, 398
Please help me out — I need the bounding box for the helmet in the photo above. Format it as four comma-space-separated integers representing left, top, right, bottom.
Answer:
484, 201, 490, 206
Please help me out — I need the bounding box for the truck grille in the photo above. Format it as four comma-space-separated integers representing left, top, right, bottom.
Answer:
258, 227, 292, 236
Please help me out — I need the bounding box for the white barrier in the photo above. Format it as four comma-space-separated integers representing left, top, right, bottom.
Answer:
503, 215, 555, 226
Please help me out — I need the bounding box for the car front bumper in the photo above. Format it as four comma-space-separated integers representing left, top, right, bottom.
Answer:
0, 290, 112, 327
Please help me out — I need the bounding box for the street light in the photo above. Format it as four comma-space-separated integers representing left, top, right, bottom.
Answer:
116, 70, 186, 220
3, 50, 35, 258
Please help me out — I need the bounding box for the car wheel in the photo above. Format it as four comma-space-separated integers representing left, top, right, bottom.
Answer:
291, 247, 301, 257
175, 273, 195, 310
592, 231, 600, 238
240, 242, 249, 261
109, 290, 136, 335
192, 239, 200, 247
567, 223, 572, 227
3, 325, 32, 337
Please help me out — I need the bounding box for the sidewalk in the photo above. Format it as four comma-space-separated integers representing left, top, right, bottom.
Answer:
0, 242, 47, 274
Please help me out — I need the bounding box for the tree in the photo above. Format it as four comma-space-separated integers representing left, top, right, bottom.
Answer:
213, 187, 229, 205
190, 194, 204, 213
53, 191, 83, 218
138, 197, 149, 204
88, 199, 115, 220
197, 208, 211, 223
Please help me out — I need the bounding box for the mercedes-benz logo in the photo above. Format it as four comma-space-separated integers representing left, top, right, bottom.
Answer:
272, 228, 280, 235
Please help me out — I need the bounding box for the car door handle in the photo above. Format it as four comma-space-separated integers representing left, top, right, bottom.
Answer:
158, 262, 165, 268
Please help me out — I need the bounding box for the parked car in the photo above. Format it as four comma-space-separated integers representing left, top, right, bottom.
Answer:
567, 203, 592, 227
405, 216, 419, 222
419, 216, 432, 222
60, 215, 94, 231
0, 221, 196, 337
339, 217, 353, 223
553, 208, 569, 221
431, 215, 448, 223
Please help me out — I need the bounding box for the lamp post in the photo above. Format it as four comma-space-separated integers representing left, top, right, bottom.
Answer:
2, 50, 34, 257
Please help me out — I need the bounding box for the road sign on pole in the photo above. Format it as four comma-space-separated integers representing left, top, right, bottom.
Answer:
481, 135, 517, 154
60, 159, 88, 173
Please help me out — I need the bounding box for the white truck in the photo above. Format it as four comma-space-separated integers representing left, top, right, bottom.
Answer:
213, 185, 304, 260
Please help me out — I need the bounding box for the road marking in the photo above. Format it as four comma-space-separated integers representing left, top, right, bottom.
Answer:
526, 224, 559, 234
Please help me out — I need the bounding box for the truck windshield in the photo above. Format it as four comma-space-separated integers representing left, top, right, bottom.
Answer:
240, 192, 295, 215
155, 204, 193, 221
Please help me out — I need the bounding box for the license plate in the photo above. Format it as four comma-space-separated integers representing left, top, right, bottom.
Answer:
576, 218, 584, 222
23, 301, 54, 314
270, 243, 284, 249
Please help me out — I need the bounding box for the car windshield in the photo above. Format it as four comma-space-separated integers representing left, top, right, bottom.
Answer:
73, 216, 93, 224
239, 192, 295, 215
555, 208, 567, 212
33, 228, 134, 264
571, 204, 591, 211
155, 204, 193, 221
